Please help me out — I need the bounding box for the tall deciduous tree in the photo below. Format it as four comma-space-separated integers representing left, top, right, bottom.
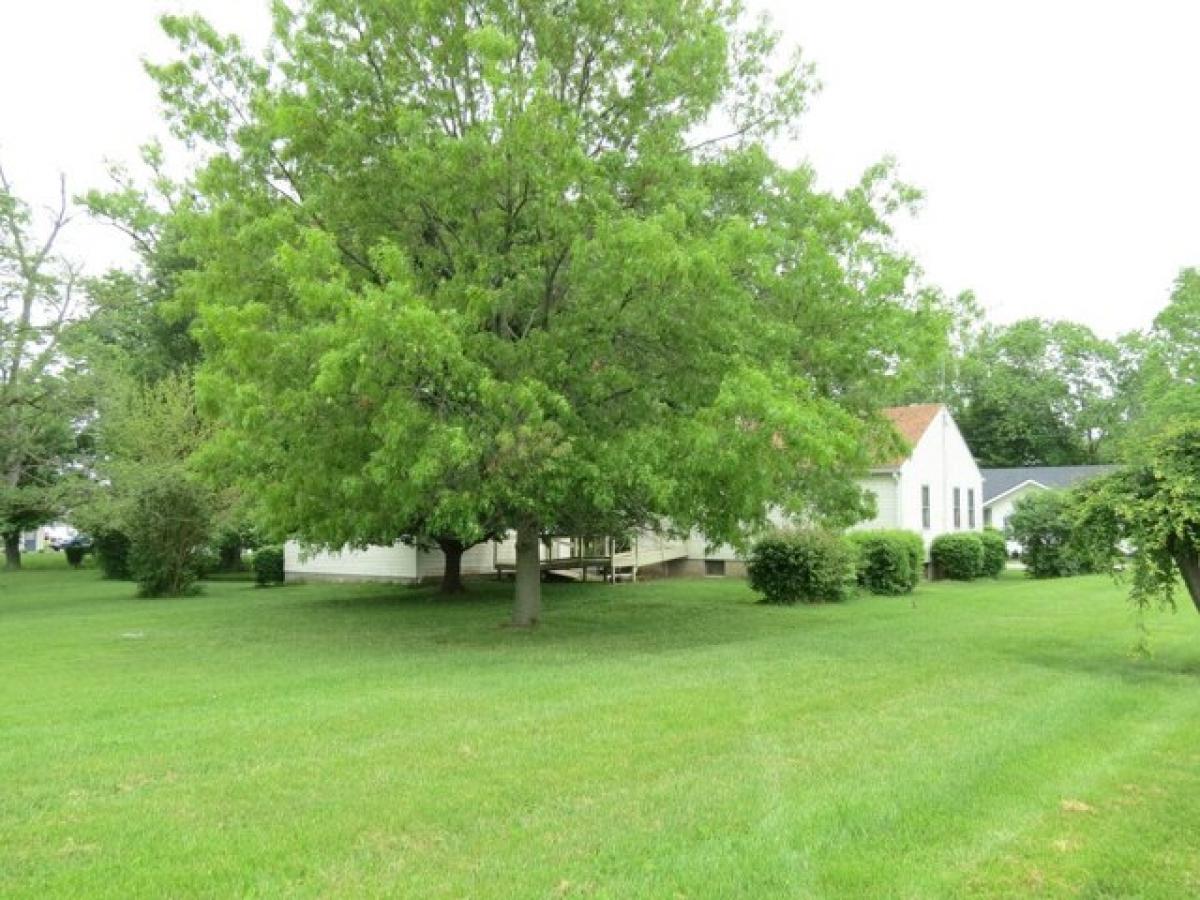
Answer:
148, 0, 949, 624
949, 318, 1122, 467
0, 164, 85, 569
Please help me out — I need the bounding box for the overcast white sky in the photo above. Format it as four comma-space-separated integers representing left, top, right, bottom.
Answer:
2, 1, 1197, 337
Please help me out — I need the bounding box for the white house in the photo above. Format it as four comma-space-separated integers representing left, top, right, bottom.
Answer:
981, 465, 1118, 534
286, 403, 982, 583
851, 403, 984, 547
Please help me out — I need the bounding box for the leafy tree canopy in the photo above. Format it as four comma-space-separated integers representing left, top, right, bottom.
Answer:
1073, 425, 1200, 615
1120, 268, 1200, 441
147, 0, 954, 623
948, 318, 1123, 467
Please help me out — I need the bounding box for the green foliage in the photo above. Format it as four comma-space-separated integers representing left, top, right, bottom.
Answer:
127, 479, 212, 597
946, 319, 1123, 466
747, 530, 856, 604
978, 528, 1008, 578
145, 0, 954, 623
1073, 426, 1200, 612
0, 164, 89, 564
92, 530, 132, 580
253, 546, 285, 587
1006, 491, 1087, 579
1120, 270, 1200, 443
73, 373, 221, 596
215, 523, 259, 572
75, 143, 202, 383
847, 529, 924, 594
930, 532, 984, 581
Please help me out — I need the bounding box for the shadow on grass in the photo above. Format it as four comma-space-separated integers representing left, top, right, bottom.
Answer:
1003, 639, 1200, 684
276, 576, 849, 658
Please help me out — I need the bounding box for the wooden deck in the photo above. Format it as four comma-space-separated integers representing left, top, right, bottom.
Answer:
494, 556, 622, 582
492, 534, 691, 583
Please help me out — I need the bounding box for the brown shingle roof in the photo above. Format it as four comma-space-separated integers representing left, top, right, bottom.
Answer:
878, 403, 943, 468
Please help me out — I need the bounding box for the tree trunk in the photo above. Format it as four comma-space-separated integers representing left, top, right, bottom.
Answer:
1174, 545, 1200, 616
511, 521, 542, 627
3, 530, 20, 571
437, 536, 467, 594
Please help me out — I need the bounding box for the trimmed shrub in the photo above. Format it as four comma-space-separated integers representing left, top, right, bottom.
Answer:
978, 528, 1007, 578
931, 532, 984, 581
848, 529, 925, 594
747, 530, 857, 605
254, 546, 285, 586
1006, 490, 1089, 578
127, 479, 213, 597
93, 529, 132, 580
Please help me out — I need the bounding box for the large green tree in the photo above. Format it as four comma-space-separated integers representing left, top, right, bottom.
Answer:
949, 318, 1122, 467
148, 0, 950, 624
0, 164, 86, 569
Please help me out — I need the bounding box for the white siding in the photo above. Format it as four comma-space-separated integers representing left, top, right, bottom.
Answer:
983, 483, 1042, 534
896, 407, 984, 549
685, 531, 742, 562
850, 474, 900, 532
285, 541, 419, 581
416, 542, 498, 578
984, 482, 1044, 554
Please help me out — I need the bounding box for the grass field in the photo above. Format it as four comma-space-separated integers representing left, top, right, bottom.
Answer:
3, 559, 1199, 898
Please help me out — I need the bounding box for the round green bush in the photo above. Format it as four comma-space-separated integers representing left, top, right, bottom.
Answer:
253, 546, 286, 586
930, 532, 984, 581
1006, 490, 1089, 578
847, 530, 925, 594
978, 528, 1007, 578
747, 530, 856, 605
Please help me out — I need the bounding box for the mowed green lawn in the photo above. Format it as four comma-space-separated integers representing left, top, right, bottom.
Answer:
3, 560, 1199, 898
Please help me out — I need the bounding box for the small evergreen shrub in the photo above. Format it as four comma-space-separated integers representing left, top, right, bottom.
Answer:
930, 532, 984, 580
747, 530, 856, 605
848, 530, 925, 594
978, 528, 1008, 578
93, 529, 132, 580
254, 546, 286, 586
64, 543, 88, 568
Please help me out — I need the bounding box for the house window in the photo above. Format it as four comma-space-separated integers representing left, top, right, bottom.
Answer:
953, 488, 962, 529
704, 559, 726, 577
983, 507, 992, 527
968, 489, 976, 528
921, 485, 931, 530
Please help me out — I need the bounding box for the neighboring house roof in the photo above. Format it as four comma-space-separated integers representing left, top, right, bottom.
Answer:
877, 403, 943, 468
981, 465, 1119, 504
